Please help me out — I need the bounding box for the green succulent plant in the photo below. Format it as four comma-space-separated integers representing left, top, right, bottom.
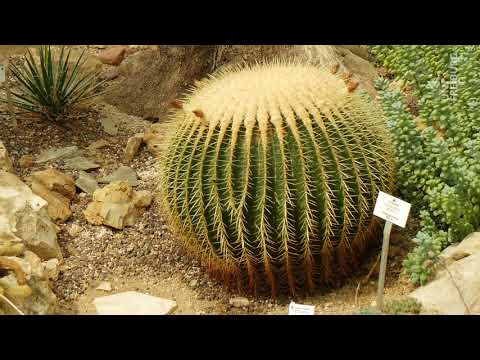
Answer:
0, 45, 104, 122
370, 45, 480, 285
161, 62, 395, 296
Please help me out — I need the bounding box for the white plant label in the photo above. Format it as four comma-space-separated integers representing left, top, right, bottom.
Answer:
288, 302, 315, 315
373, 191, 411, 228
0, 64, 5, 83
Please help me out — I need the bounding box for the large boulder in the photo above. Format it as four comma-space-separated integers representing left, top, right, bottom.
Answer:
0, 171, 62, 260
102, 45, 378, 120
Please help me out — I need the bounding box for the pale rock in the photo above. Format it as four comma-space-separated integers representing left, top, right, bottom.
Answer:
0, 171, 62, 260
83, 181, 150, 229
0, 141, 14, 173
30, 168, 76, 199
229, 297, 250, 308
67, 223, 82, 237
124, 133, 144, 164
143, 128, 163, 156
132, 190, 152, 208
75, 171, 99, 195
439, 232, 480, 267
64, 156, 101, 171
93, 291, 177, 315
96, 281, 112, 292
43, 258, 60, 281
410, 251, 480, 315
36, 146, 79, 163
99, 166, 138, 186
100, 67, 121, 81
30, 180, 72, 222
100, 117, 121, 135
96, 46, 128, 66
87, 139, 109, 151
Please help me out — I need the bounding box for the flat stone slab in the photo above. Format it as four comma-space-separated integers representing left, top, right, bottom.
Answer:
64, 156, 101, 171
75, 171, 99, 195
36, 146, 79, 163
100, 117, 120, 136
93, 291, 177, 315
99, 166, 138, 186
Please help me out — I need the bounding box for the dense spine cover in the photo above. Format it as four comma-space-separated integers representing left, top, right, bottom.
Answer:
161, 62, 395, 295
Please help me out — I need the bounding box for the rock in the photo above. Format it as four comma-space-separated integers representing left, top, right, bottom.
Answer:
87, 139, 109, 151
132, 190, 152, 208
30, 180, 72, 222
75, 171, 99, 195
409, 251, 480, 315
30, 168, 76, 199
0, 171, 62, 261
229, 297, 250, 308
19, 155, 35, 168
143, 127, 163, 156
36, 146, 79, 163
99, 166, 138, 186
100, 66, 121, 81
0, 141, 14, 173
96, 281, 112, 292
67, 224, 82, 237
83, 181, 150, 229
64, 156, 101, 171
189, 279, 198, 288
100, 117, 121, 135
0, 241, 25, 256
293, 45, 379, 98
124, 134, 144, 164
43, 258, 59, 281
439, 232, 480, 267
96, 46, 128, 66
93, 291, 177, 315
0, 250, 57, 315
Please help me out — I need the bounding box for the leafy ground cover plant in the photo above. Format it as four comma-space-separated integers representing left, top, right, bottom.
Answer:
369, 45, 480, 285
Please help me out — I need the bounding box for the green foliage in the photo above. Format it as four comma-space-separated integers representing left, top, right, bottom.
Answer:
1, 45, 104, 122
356, 307, 383, 315
161, 62, 395, 296
383, 297, 422, 315
370, 45, 480, 285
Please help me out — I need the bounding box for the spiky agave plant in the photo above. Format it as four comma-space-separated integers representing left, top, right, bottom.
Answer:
1, 45, 104, 122
161, 61, 395, 296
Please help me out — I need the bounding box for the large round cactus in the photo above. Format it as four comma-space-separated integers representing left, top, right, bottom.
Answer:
161, 62, 395, 296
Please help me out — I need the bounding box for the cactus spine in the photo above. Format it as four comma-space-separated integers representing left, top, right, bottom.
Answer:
161, 61, 395, 296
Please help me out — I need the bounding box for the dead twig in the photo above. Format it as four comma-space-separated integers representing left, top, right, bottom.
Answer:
355, 253, 381, 307
0, 293, 25, 315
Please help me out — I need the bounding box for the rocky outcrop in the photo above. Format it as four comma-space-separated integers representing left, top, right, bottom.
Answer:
0, 170, 62, 260
83, 181, 152, 229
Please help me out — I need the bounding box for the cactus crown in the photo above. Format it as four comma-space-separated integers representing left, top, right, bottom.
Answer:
161, 61, 395, 296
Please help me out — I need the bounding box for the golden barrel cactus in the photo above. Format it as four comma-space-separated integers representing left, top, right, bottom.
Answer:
161, 62, 395, 296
